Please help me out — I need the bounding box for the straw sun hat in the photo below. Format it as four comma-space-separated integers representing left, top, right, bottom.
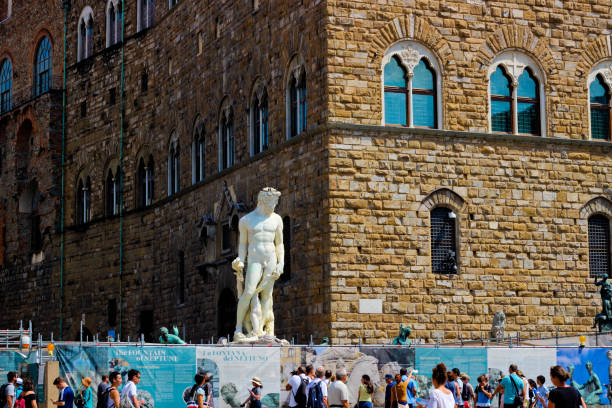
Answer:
252, 377, 262, 387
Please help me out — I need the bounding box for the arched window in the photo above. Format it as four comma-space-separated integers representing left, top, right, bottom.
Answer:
138, 0, 155, 31
106, 0, 121, 47
589, 74, 611, 140
78, 8, 94, 62
219, 108, 234, 170
281, 215, 291, 282
488, 51, 545, 136
105, 166, 120, 216
588, 214, 610, 277
168, 141, 180, 196
251, 88, 269, 155
137, 155, 154, 208
384, 56, 438, 128
287, 69, 306, 138
490, 66, 513, 133
76, 175, 92, 224
0, 59, 11, 113
192, 123, 205, 184
430, 207, 457, 274
34, 37, 52, 96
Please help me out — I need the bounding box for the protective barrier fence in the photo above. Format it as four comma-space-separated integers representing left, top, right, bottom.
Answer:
1, 343, 610, 408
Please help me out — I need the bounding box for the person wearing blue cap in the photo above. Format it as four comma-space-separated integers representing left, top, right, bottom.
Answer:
385, 375, 396, 408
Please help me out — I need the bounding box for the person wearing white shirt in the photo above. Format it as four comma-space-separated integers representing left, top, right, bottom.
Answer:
286, 367, 307, 408
328, 369, 349, 408
306, 367, 328, 408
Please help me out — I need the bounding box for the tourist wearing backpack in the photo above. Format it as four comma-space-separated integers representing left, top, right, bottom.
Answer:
96, 377, 109, 408
186, 374, 207, 408
1, 371, 18, 408
357, 375, 374, 408
104, 372, 122, 408
287, 367, 309, 408
121, 370, 144, 408
460, 375, 474, 408
306, 367, 328, 408
74, 378, 93, 408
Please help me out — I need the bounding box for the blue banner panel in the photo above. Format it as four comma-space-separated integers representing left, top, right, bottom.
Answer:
556, 348, 611, 406
57, 345, 196, 408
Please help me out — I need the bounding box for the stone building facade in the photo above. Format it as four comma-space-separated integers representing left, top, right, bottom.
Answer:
0, 0, 611, 344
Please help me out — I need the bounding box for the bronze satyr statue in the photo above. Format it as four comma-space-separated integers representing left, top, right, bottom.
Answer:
392, 324, 412, 345
593, 275, 612, 332
159, 326, 186, 344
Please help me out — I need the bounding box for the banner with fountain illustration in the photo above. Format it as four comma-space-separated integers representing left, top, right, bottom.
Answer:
57, 345, 196, 408
196, 346, 281, 408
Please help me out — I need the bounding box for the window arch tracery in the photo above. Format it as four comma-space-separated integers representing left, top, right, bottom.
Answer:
587, 61, 612, 141
488, 51, 546, 136
382, 41, 442, 129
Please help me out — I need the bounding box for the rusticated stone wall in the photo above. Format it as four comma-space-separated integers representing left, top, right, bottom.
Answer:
327, 124, 611, 343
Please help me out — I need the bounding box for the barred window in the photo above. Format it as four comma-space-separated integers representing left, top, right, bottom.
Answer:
588, 214, 610, 278
430, 207, 457, 274
589, 74, 610, 141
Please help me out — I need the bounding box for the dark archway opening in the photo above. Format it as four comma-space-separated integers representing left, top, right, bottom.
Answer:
217, 288, 236, 339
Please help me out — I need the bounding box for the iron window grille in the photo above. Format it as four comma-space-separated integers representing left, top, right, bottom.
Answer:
431, 207, 457, 274
588, 214, 610, 278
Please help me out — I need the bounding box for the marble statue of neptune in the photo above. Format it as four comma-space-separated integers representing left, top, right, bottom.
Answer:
231, 187, 284, 341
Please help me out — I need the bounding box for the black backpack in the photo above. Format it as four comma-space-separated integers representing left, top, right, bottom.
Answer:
0, 384, 9, 408
101, 387, 115, 408
461, 383, 471, 402
294, 377, 309, 408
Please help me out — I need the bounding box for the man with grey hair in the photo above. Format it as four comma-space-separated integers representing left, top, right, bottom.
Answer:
328, 369, 349, 408
306, 367, 328, 408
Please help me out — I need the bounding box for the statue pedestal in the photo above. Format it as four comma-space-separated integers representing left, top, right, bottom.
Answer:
231, 333, 290, 345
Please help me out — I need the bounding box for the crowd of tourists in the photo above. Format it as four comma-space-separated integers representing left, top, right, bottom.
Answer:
282, 363, 588, 408
1, 362, 590, 408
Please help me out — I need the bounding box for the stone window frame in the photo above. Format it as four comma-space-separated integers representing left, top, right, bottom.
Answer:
285, 55, 307, 139
580, 197, 612, 278
135, 149, 155, 208
192, 118, 205, 184
106, 0, 122, 48
104, 158, 120, 217
0, 56, 12, 113
218, 100, 234, 171
34, 36, 52, 97
167, 134, 180, 196
137, 0, 155, 32
0, 0, 12, 22
77, 6, 94, 62
75, 171, 92, 225
381, 40, 443, 129
250, 79, 269, 156
487, 50, 547, 137
421, 188, 466, 275
586, 60, 612, 141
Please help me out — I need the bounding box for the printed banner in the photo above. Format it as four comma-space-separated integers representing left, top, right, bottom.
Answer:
0, 350, 27, 378
487, 348, 556, 408
57, 345, 196, 408
415, 348, 487, 400
196, 346, 280, 408
557, 348, 611, 406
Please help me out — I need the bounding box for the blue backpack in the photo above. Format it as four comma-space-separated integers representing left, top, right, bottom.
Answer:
306, 381, 325, 408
